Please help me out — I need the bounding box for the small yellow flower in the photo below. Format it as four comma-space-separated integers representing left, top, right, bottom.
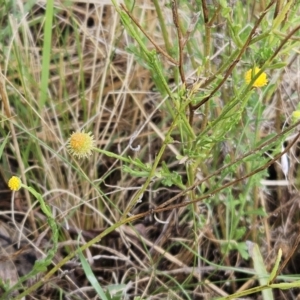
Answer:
68, 131, 95, 158
292, 110, 300, 123
8, 176, 22, 191
245, 67, 268, 88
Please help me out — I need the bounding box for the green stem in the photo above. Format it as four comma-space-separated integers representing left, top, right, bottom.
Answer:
153, 0, 173, 54
13, 213, 140, 300
4, 185, 58, 299
93, 147, 150, 173
121, 112, 180, 218
199, 0, 211, 132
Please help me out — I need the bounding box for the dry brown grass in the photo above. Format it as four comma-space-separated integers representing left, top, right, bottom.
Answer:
1, 1, 300, 299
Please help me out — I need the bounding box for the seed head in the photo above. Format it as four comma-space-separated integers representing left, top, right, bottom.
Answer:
68, 131, 95, 159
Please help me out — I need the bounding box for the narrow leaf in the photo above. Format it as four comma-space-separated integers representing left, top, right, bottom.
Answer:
247, 241, 274, 300
268, 248, 282, 283
77, 236, 109, 300
0, 133, 9, 158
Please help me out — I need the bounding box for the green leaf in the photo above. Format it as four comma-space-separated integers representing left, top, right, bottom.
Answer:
122, 165, 150, 177
268, 248, 282, 283
106, 284, 127, 300
270, 280, 300, 290
247, 208, 267, 216
272, 1, 293, 31
236, 242, 250, 260
268, 62, 287, 70
160, 162, 183, 187
219, 0, 228, 8
40, 0, 54, 108
0, 133, 9, 159
234, 227, 246, 240
77, 236, 109, 300
247, 241, 274, 300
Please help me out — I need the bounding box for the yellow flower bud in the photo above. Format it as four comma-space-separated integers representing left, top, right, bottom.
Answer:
8, 176, 22, 191
292, 110, 300, 123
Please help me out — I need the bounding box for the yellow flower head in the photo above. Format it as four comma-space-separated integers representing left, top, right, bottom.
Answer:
68, 131, 95, 158
245, 67, 268, 88
292, 110, 300, 123
8, 176, 22, 191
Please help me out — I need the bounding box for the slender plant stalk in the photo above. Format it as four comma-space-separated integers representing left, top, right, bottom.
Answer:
121, 112, 180, 219
13, 128, 300, 299
39, 0, 54, 108
0, 67, 37, 234
153, 0, 173, 54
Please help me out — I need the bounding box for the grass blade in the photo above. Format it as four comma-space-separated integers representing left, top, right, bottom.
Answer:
77, 236, 109, 300
247, 241, 274, 300
40, 0, 54, 108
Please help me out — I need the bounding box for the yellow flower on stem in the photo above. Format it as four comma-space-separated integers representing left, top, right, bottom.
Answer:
8, 176, 22, 191
68, 131, 95, 158
245, 67, 268, 88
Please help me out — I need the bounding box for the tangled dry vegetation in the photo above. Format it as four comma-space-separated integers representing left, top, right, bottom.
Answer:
1, 1, 300, 299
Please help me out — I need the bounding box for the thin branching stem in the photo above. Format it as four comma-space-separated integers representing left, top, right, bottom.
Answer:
19, 128, 300, 299
189, 0, 277, 123
172, 0, 185, 84
120, 3, 178, 65
153, 0, 173, 55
